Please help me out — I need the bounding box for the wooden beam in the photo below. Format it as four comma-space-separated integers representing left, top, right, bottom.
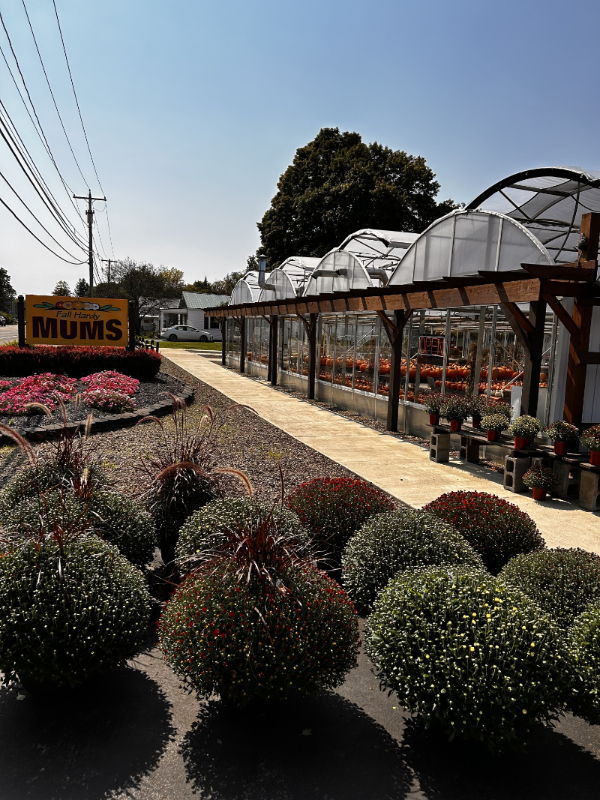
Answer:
239, 318, 246, 374
521, 300, 546, 417
542, 293, 579, 338
386, 310, 413, 432
523, 263, 598, 281
270, 314, 278, 386
502, 301, 535, 335
500, 302, 531, 353
308, 312, 317, 400
543, 280, 599, 297
580, 352, 600, 365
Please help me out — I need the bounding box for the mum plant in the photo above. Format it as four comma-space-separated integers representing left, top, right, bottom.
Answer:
568, 605, 600, 725
286, 477, 395, 568
365, 566, 569, 750
80, 370, 139, 395
522, 465, 559, 500
480, 413, 509, 434
159, 505, 359, 705
501, 548, 600, 629
509, 415, 542, 441
580, 425, 600, 465
0, 373, 77, 415
83, 389, 136, 413
423, 491, 544, 574
545, 420, 579, 455
440, 395, 470, 423
341, 508, 483, 614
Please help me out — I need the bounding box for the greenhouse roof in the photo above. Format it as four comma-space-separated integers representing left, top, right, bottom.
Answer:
469, 166, 600, 263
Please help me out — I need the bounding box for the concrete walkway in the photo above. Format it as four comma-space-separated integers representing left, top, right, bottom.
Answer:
164, 350, 600, 555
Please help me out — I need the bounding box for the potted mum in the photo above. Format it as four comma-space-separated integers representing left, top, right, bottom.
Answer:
468, 396, 485, 429
580, 424, 600, 466
423, 393, 444, 425
545, 420, 579, 456
440, 395, 470, 432
509, 415, 542, 450
523, 464, 559, 501
480, 413, 509, 442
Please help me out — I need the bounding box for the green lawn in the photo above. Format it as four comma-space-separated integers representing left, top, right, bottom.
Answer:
152, 340, 222, 351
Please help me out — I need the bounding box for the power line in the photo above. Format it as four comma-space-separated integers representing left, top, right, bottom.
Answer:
20, 0, 90, 189
52, 0, 104, 195
0, 194, 86, 264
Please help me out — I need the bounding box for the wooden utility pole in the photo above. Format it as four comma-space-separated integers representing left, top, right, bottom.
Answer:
101, 258, 113, 283
74, 190, 106, 296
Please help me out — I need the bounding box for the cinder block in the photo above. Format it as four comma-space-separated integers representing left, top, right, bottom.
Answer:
460, 436, 480, 463
430, 432, 451, 463
579, 471, 600, 511
552, 461, 581, 500
504, 455, 531, 493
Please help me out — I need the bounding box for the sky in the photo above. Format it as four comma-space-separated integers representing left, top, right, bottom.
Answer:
1, 0, 600, 295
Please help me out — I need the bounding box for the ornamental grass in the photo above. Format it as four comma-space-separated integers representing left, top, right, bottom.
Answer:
500, 548, 600, 629
423, 491, 544, 574
366, 566, 570, 751
341, 508, 483, 614
286, 477, 394, 567
159, 506, 359, 705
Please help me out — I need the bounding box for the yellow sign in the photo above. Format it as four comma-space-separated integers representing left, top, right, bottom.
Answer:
25, 295, 129, 347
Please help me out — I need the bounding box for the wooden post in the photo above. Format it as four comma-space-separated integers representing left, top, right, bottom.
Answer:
239, 319, 246, 374
270, 314, 278, 386
17, 295, 25, 348
520, 299, 546, 416
564, 212, 600, 425
308, 313, 317, 399
221, 320, 226, 366
380, 310, 412, 431
128, 301, 136, 351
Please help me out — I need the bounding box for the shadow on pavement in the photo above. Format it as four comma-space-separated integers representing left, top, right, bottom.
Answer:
400, 717, 600, 800
181, 692, 410, 799
0, 665, 175, 800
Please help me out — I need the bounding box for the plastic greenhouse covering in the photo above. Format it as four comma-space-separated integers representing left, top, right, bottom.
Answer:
258, 257, 321, 302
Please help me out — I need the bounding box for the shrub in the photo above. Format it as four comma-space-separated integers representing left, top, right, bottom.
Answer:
286, 477, 394, 565
80, 370, 139, 395
83, 389, 136, 413
479, 397, 513, 419
544, 420, 579, 444
423, 491, 544, 574
366, 566, 569, 750
500, 548, 600, 629
480, 413, 509, 433
0, 345, 161, 380
422, 393, 444, 414
509, 415, 542, 439
175, 497, 308, 572
0, 373, 77, 415
522, 465, 559, 492
568, 605, 600, 725
580, 424, 600, 453
440, 395, 470, 422
341, 508, 483, 613
0, 535, 150, 686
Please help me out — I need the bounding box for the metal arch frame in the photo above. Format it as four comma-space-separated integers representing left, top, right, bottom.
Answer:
467, 167, 600, 211
305, 250, 376, 296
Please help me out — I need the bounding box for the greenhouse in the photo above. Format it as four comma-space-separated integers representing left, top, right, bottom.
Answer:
215, 167, 600, 437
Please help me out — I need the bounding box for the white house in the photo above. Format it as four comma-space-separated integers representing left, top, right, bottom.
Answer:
159, 291, 230, 340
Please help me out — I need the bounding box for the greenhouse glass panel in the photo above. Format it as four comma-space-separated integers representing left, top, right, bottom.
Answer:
334, 314, 356, 390
451, 215, 500, 275
319, 318, 336, 384
355, 316, 378, 394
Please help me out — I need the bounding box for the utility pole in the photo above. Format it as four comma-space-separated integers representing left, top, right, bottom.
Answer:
74, 189, 106, 297
101, 258, 113, 283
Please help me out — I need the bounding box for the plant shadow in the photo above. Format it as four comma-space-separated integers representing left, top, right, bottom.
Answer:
181, 692, 410, 799
400, 716, 600, 800
0, 664, 174, 800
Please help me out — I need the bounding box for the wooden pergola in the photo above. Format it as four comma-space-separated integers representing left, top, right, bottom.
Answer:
210, 214, 600, 431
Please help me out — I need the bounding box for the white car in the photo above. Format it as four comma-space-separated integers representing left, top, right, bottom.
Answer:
161, 324, 214, 342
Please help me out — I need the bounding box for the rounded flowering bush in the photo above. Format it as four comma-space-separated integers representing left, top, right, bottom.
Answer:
80, 370, 139, 395
423, 491, 544, 574
366, 566, 569, 750
500, 548, 600, 629
568, 605, 600, 725
0, 535, 150, 686
159, 508, 359, 705
82, 389, 136, 413
286, 477, 395, 565
341, 508, 484, 613
175, 498, 308, 573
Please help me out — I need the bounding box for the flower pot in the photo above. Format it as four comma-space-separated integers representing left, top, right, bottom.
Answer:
554, 441, 568, 456
450, 419, 462, 432
487, 430, 500, 442
590, 450, 600, 466
532, 487, 547, 501
429, 413, 439, 425
514, 436, 529, 450
472, 414, 481, 429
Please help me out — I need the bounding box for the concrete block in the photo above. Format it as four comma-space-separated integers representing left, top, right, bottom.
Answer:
579, 471, 600, 511
504, 455, 531, 493
430, 432, 450, 463
460, 436, 480, 463
552, 460, 581, 500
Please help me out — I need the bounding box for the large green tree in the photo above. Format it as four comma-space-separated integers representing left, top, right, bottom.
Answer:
255, 128, 457, 269
0, 268, 16, 312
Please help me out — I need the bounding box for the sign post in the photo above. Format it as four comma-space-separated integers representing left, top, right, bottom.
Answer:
25, 295, 129, 347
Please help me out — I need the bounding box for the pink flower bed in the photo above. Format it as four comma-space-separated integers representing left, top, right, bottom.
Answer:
0, 380, 12, 392
80, 370, 139, 396
0, 373, 77, 416
82, 389, 136, 413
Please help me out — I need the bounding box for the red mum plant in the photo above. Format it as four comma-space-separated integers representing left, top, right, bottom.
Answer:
158, 504, 359, 705
286, 477, 395, 568
423, 490, 545, 574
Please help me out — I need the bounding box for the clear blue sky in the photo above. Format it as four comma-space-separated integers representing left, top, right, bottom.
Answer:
1, 0, 599, 295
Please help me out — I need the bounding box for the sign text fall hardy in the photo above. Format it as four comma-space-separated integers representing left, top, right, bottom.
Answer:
25, 295, 129, 347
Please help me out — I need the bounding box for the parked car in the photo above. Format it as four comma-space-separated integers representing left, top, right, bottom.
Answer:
0, 316, 5, 326
161, 324, 214, 342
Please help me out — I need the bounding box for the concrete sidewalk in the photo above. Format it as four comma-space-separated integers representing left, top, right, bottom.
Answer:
164, 350, 600, 555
